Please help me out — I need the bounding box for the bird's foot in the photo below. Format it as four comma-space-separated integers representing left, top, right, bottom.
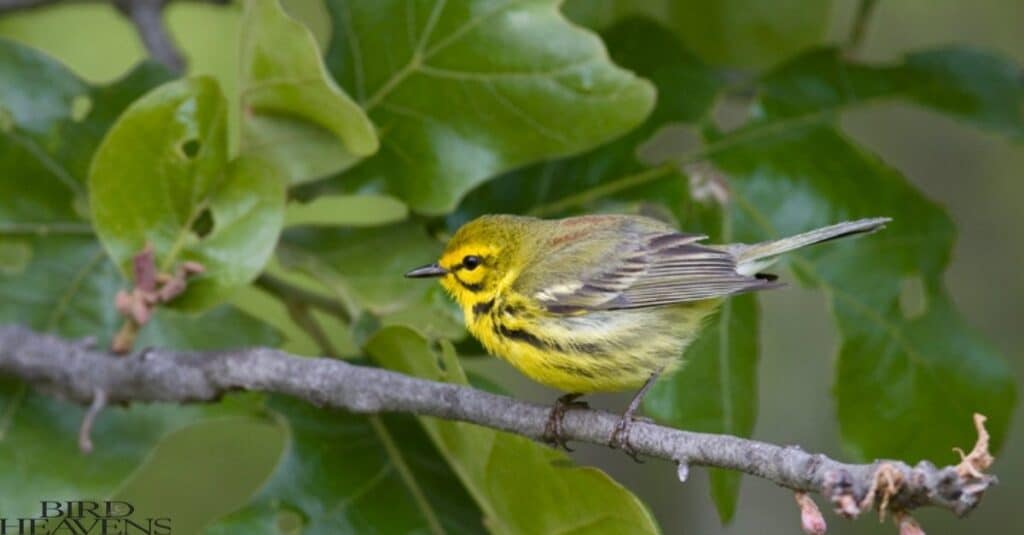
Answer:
608, 372, 661, 462
609, 412, 652, 463
543, 393, 588, 451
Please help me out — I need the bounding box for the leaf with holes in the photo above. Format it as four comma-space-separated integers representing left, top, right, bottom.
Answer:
316, 0, 656, 214
206, 395, 484, 534
367, 326, 660, 534
0, 41, 158, 341
89, 77, 286, 311
0, 228, 280, 518
0, 47, 282, 510
240, 0, 379, 184
712, 124, 1015, 461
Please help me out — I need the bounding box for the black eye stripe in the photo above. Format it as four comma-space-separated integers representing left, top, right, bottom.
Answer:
454, 275, 483, 292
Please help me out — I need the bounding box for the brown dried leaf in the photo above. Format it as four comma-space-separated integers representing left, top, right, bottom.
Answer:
955, 413, 993, 479
156, 268, 188, 303
897, 513, 926, 535
132, 243, 157, 292
795, 492, 827, 534
114, 290, 135, 316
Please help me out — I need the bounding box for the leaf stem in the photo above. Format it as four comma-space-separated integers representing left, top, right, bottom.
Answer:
527, 109, 838, 217
367, 415, 447, 535
527, 163, 677, 217
111, 319, 140, 354
283, 300, 342, 359
254, 274, 352, 323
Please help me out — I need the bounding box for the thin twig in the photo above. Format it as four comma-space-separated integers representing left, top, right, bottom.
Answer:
846, 0, 880, 53
0, 0, 80, 12
0, 0, 232, 72
254, 274, 353, 322
0, 324, 998, 522
113, 0, 182, 72
77, 387, 107, 454
285, 301, 343, 358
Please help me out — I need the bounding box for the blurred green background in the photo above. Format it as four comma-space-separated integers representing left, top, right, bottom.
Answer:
1, 0, 1020, 533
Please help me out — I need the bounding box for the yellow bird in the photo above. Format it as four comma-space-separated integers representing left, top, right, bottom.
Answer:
406, 214, 888, 451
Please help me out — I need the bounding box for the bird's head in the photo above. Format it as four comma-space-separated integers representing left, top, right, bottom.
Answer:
405, 215, 535, 308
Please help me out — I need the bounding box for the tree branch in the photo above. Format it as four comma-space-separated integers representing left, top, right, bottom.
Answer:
0, 324, 996, 524
0, 0, 80, 12
0, 0, 231, 73
112, 0, 183, 72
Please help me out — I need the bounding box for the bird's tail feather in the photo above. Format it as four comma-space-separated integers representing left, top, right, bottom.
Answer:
729, 217, 891, 276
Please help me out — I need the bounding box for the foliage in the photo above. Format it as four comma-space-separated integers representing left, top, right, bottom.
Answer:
367, 327, 657, 534
0, 0, 1019, 531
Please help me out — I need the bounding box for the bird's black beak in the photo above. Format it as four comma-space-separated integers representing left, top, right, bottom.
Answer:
404, 263, 448, 278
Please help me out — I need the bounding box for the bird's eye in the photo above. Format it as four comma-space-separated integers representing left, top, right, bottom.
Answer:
462, 255, 482, 271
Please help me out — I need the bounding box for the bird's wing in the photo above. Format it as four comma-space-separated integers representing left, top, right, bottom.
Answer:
513, 216, 778, 313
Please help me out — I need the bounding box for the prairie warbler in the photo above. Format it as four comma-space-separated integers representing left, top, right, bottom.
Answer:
406, 214, 888, 451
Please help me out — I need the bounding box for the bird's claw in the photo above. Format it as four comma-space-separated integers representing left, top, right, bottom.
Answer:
543, 393, 588, 451
609, 414, 647, 463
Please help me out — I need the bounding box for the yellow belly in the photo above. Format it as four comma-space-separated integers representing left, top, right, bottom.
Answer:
467, 299, 720, 393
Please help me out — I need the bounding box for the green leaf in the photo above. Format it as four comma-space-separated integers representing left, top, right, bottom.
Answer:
757, 46, 1024, 139
207, 395, 484, 534
285, 194, 407, 227
230, 282, 322, 356
563, 0, 831, 68
0, 39, 171, 218
452, 22, 1020, 514
279, 222, 464, 340
705, 49, 1020, 462
0, 240, 30, 274
646, 294, 758, 522
0, 235, 280, 517
0, 379, 252, 519
664, 0, 830, 68
0, 237, 278, 518
637, 199, 759, 523
111, 416, 286, 535
366, 326, 659, 534
0, 42, 282, 517
562, 0, 668, 31
319, 0, 656, 214
89, 77, 287, 311
239, 0, 378, 184
452, 17, 720, 225
450, 22, 760, 519
713, 124, 1016, 461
